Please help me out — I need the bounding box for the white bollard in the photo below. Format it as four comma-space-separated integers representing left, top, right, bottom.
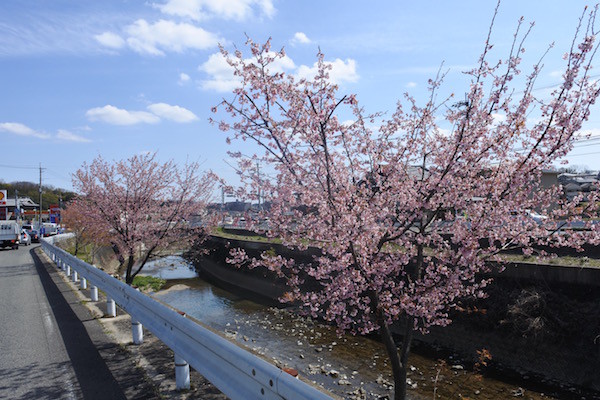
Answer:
66, 265, 71, 277
80, 277, 87, 290
72, 270, 78, 283
90, 286, 98, 302
174, 354, 190, 390
131, 319, 143, 344
106, 298, 116, 317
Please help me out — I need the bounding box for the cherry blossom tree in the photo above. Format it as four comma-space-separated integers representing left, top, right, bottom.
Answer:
62, 198, 110, 261
72, 153, 215, 285
213, 5, 600, 399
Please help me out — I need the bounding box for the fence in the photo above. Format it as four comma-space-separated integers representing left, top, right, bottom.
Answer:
41, 235, 332, 400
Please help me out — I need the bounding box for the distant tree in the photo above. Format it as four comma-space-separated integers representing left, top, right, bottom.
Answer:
213, 5, 600, 400
72, 153, 215, 284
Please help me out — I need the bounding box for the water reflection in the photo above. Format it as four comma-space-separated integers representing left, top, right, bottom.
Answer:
140, 256, 198, 279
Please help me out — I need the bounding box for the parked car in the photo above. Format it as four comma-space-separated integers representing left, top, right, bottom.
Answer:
20, 230, 31, 246
27, 229, 40, 243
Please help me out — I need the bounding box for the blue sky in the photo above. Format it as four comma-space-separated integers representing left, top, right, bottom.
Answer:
1, 0, 600, 194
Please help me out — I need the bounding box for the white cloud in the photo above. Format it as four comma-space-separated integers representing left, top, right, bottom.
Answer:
94, 32, 126, 49
198, 53, 240, 92
491, 113, 507, 126
178, 72, 191, 85
153, 0, 275, 21
438, 127, 452, 137
576, 128, 600, 139
291, 32, 311, 45
147, 103, 198, 123
56, 129, 91, 143
124, 19, 222, 56
86, 105, 160, 125
199, 51, 296, 92
96, 19, 223, 56
548, 70, 563, 78
406, 81, 417, 88
0, 122, 50, 139
199, 52, 360, 92
296, 58, 359, 85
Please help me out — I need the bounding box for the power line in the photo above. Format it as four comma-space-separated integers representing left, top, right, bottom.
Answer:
0, 164, 40, 170
565, 150, 600, 158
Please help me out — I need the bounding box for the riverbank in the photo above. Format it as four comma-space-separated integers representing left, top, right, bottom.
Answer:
156, 277, 590, 400
52, 235, 600, 399
190, 235, 600, 399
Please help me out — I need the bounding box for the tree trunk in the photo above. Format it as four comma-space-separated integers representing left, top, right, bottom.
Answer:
379, 316, 415, 400
380, 322, 405, 400
125, 254, 135, 285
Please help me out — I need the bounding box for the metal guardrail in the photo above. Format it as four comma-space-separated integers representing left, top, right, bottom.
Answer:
41, 236, 333, 400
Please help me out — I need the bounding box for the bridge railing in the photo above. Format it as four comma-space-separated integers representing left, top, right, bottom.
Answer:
41, 235, 333, 400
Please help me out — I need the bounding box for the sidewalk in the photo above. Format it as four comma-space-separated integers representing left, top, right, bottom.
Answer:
34, 248, 228, 400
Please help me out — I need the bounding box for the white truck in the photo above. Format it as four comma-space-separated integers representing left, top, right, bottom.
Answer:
0, 221, 20, 250
41, 222, 58, 237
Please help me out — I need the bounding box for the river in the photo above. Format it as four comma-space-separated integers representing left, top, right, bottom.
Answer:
141, 256, 587, 400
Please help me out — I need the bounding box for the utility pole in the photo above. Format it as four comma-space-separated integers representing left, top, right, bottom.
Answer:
256, 161, 262, 211
38, 163, 43, 229
221, 186, 225, 225
14, 189, 19, 223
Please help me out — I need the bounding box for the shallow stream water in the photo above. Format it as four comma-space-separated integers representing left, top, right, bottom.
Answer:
143, 257, 591, 400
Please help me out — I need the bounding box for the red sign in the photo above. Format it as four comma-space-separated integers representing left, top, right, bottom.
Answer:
0, 190, 6, 206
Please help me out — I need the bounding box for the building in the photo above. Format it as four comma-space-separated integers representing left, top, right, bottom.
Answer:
0, 197, 40, 221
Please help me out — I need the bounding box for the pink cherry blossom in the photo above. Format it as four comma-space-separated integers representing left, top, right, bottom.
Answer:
214, 5, 600, 400
72, 153, 215, 284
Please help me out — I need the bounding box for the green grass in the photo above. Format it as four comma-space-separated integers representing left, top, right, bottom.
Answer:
59, 238, 99, 264
132, 275, 166, 292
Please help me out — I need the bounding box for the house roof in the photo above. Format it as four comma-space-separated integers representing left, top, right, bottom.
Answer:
1, 197, 39, 208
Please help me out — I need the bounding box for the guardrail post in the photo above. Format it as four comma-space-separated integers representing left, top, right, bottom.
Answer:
66, 265, 71, 277
90, 286, 98, 301
131, 319, 143, 344
80, 277, 87, 290
106, 298, 116, 317
72, 270, 78, 283
174, 353, 190, 390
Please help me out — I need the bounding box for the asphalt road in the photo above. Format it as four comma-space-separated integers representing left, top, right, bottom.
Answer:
0, 244, 156, 400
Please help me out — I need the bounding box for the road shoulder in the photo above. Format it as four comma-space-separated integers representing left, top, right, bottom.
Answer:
34, 247, 227, 400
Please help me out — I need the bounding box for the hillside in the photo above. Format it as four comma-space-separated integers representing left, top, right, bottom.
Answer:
0, 180, 77, 208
